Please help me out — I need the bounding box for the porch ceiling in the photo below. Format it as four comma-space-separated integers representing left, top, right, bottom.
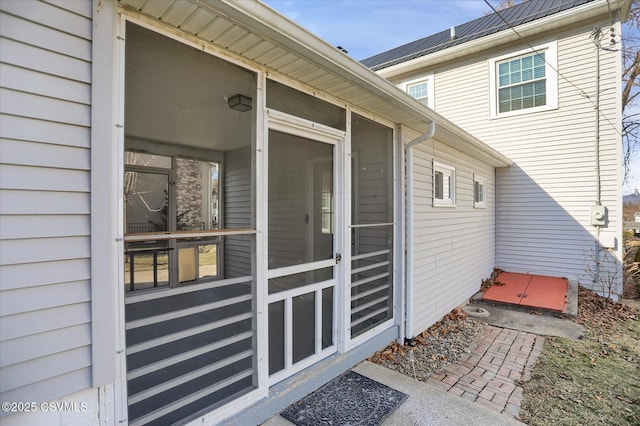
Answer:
117, 0, 512, 168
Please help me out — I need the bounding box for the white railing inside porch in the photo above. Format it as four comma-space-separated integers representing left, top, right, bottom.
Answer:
125, 275, 255, 425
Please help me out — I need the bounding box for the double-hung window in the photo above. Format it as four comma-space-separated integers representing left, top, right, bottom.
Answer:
489, 41, 557, 118
402, 74, 434, 108
433, 161, 455, 206
498, 52, 546, 112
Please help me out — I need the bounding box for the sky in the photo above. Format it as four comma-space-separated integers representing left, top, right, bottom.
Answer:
263, 0, 492, 61
263, 0, 640, 194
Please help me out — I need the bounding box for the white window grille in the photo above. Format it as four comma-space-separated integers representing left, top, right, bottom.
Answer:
489, 41, 557, 118
401, 74, 434, 108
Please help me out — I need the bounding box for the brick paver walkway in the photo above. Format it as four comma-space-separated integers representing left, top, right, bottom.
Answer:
426, 325, 544, 420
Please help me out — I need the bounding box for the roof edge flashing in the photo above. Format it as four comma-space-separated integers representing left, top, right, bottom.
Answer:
376, 0, 622, 78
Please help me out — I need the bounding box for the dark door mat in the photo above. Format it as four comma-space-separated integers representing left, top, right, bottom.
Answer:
280, 370, 408, 425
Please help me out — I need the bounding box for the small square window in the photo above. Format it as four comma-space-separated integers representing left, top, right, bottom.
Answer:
433, 161, 455, 207
401, 74, 434, 109
474, 174, 487, 208
407, 81, 429, 106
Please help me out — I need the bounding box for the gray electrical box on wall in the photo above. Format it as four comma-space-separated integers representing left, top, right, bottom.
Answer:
591, 204, 607, 226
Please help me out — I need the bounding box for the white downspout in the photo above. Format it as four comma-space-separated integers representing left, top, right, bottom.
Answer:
405, 121, 436, 342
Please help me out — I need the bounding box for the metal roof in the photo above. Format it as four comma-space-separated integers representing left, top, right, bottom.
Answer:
116, 0, 512, 167
361, 0, 594, 71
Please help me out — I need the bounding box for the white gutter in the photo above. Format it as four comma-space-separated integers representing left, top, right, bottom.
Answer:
405, 121, 436, 341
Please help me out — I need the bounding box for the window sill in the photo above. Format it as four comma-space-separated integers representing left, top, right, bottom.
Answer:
490, 103, 558, 120
124, 227, 257, 242
433, 202, 456, 208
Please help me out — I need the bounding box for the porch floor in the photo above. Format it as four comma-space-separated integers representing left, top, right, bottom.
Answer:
482, 272, 569, 313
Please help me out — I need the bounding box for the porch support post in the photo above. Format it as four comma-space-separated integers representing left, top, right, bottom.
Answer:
90, 0, 120, 387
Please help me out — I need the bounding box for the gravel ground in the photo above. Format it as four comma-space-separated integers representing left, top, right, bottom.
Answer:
369, 312, 485, 382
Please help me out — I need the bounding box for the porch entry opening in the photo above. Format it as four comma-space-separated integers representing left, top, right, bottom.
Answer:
122, 22, 258, 426
267, 129, 338, 383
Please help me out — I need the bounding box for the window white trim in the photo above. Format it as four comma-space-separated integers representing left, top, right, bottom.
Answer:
433, 161, 455, 207
473, 174, 487, 209
489, 40, 558, 119
400, 73, 434, 109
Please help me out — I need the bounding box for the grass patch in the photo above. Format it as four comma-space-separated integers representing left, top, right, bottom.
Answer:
520, 289, 640, 425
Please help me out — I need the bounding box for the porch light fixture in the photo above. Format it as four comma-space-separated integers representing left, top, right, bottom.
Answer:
227, 93, 252, 112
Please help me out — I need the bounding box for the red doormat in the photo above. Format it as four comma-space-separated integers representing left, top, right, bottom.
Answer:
482, 272, 568, 313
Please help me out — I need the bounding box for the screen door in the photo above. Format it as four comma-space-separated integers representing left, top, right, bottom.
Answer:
266, 127, 339, 383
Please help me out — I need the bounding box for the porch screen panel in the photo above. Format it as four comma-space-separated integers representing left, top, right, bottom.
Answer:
125, 278, 255, 425
266, 79, 346, 130
267, 130, 334, 269
123, 21, 258, 425
267, 129, 337, 377
350, 114, 394, 339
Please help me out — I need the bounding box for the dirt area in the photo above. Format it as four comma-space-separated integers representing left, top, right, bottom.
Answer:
368, 309, 483, 381
519, 287, 640, 425
622, 297, 640, 311
624, 239, 640, 299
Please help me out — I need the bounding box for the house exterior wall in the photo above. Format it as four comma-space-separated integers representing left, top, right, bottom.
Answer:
403, 128, 497, 335
0, 0, 101, 417
0, 1, 511, 424
393, 19, 623, 296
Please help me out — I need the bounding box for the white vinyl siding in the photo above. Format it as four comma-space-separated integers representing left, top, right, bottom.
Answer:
406, 131, 497, 335
426, 22, 622, 292
0, 0, 93, 409
224, 146, 253, 277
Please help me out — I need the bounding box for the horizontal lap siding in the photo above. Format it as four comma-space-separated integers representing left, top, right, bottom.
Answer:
429, 22, 621, 291
0, 0, 93, 407
224, 147, 253, 277
408, 131, 497, 335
